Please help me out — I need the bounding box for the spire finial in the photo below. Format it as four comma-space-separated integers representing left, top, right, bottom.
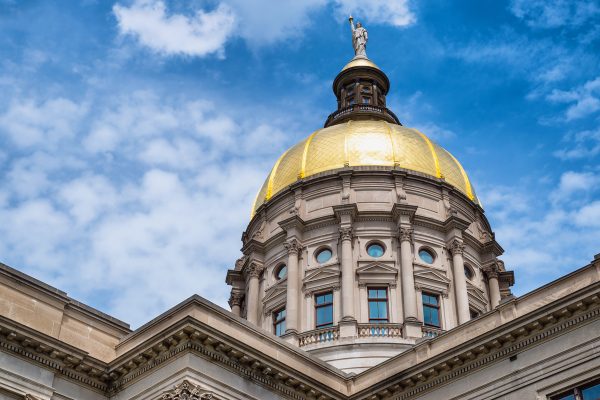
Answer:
348, 15, 368, 58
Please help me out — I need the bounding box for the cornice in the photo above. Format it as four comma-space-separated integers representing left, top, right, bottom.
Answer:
350, 284, 600, 399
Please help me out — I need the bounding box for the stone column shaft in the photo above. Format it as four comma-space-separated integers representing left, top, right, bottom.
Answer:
246, 266, 261, 325
489, 273, 501, 309
450, 239, 470, 324
340, 227, 355, 321
399, 228, 418, 321
284, 239, 301, 333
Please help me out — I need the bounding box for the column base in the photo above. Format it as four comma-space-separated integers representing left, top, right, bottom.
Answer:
338, 319, 358, 339
403, 319, 423, 339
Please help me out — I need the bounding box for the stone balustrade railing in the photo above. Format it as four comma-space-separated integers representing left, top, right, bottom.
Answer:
357, 323, 403, 338
422, 325, 444, 338
298, 326, 340, 347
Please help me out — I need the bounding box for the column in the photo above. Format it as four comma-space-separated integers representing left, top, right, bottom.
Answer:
399, 227, 418, 321
340, 227, 355, 321
449, 239, 470, 324
486, 267, 501, 309
228, 292, 243, 317
245, 264, 262, 325
284, 238, 301, 334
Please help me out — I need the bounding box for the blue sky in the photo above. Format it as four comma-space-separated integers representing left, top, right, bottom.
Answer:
0, 0, 599, 327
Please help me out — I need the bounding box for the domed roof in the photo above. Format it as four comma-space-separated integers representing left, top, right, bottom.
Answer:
252, 120, 478, 216
341, 56, 380, 72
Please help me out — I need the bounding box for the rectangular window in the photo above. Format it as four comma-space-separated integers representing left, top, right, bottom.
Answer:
273, 307, 286, 336
315, 292, 333, 328
422, 292, 441, 327
368, 288, 388, 323
551, 378, 600, 399
362, 97, 371, 104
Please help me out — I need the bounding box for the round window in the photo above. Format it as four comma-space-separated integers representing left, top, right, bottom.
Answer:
316, 248, 332, 264
464, 265, 474, 280
418, 249, 435, 264
367, 243, 385, 258
275, 264, 287, 280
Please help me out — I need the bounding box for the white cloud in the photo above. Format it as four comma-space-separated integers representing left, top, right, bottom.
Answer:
113, 0, 236, 57
333, 0, 415, 27
554, 128, 600, 160
0, 89, 289, 327
510, 0, 600, 29
0, 98, 86, 148
574, 201, 600, 227
547, 77, 600, 120
112, 0, 416, 54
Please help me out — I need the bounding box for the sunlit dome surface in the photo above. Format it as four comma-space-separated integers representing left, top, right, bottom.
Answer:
252, 120, 478, 216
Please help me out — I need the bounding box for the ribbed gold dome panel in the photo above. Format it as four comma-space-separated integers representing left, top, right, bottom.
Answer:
251, 120, 477, 216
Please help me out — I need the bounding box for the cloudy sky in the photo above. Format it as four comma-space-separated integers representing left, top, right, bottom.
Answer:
0, 0, 599, 327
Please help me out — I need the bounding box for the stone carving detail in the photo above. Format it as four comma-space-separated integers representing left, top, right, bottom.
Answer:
349, 16, 368, 57
247, 263, 264, 278
235, 256, 246, 270
228, 292, 244, 307
252, 219, 266, 239
339, 227, 353, 241
160, 380, 213, 400
398, 227, 413, 243
448, 239, 465, 256
283, 238, 301, 255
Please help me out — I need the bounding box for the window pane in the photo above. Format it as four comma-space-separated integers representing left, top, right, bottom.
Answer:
419, 249, 434, 264
369, 302, 378, 319
423, 307, 432, 325
276, 265, 287, 280
377, 302, 388, 320
316, 249, 332, 264
324, 293, 333, 303
582, 383, 600, 399
317, 305, 333, 326
368, 289, 377, 298
430, 308, 440, 327
556, 394, 575, 400
367, 243, 384, 257
378, 289, 387, 299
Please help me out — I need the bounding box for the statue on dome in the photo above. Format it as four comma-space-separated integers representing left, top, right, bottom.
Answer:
349, 15, 368, 57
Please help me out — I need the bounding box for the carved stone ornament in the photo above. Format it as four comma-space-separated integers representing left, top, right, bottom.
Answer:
235, 256, 246, 270
25, 395, 40, 400
228, 292, 244, 307
160, 380, 213, 400
283, 238, 301, 255
398, 227, 413, 243
339, 226, 353, 241
247, 263, 264, 278
448, 239, 465, 256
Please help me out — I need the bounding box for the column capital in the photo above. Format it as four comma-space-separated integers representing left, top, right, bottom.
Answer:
283, 238, 302, 255
398, 227, 414, 243
246, 263, 264, 278
448, 238, 465, 256
228, 291, 244, 307
339, 226, 353, 241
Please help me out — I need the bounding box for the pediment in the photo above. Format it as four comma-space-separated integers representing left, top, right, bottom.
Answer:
356, 262, 398, 275
414, 268, 450, 284
467, 282, 488, 311
303, 265, 340, 284
263, 283, 286, 304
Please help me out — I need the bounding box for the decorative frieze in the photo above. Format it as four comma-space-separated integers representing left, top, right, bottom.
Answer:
159, 380, 213, 399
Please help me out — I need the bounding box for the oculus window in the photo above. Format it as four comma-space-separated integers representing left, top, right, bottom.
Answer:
418, 249, 435, 264
367, 243, 385, 258
464, 265, 474, 280
316, 248, 332, 264
273, 308, 286, 336
422, 292, 441, 327
275, 264, 287, 280
315, 292, 334, 328
368, 288, 389, 323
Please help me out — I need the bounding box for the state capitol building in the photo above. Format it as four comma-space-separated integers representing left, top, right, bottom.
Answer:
0, 20, 599, 400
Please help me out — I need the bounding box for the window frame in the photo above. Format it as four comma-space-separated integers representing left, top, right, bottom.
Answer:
366, 241, 386, 258
550, 377, 600, 400
367, 287, 389, 323
273, 307, 286, 336
314, 291, 334, 328
422, 292, 441, 328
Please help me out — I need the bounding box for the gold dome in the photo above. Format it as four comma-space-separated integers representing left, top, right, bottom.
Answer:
341, 57, 380, 72
252, 120, 477, 216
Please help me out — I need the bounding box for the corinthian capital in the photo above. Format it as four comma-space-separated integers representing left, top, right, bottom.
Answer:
398, 227, 414, 243
339, 226, 353, 241
246, 263, 264, 278
283, 238, 301, 255
228, 292, 244, 307
448, 239, 465, 255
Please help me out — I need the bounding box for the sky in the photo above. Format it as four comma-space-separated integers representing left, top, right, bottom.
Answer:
0, 0, 599, 328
